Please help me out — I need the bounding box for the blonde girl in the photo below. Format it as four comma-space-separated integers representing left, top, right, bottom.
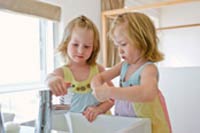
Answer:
46, 15, 113, 122
91, 12, 172, 133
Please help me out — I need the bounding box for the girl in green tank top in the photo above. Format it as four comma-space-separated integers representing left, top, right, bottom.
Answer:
46, 15, 113, 122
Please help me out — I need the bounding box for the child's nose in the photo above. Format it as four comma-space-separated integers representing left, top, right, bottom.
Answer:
78, 46, 84, 53
118, 47, 124, 54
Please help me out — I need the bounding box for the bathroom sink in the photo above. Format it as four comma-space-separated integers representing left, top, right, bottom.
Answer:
22, 110, 151, 133
65, 112, 151, 133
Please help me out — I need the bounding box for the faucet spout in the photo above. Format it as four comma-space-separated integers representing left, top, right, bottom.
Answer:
0, 105, 5, 133
35, 90, 52, 133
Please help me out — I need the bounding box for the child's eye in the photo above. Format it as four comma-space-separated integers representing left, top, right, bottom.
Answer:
121, 43, 126, 46
73, 43, 79, 47
84, 45, 91, 49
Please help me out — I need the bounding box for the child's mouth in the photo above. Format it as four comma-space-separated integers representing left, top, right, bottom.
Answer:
77, 55, 84, 58
121, 56, 126, 60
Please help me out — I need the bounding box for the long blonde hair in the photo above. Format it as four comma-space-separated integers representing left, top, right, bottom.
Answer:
109, 12, 164, 62
58, 15, 100, 65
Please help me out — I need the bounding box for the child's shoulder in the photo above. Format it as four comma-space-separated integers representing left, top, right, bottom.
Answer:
55, 65, 67, 69
54, 65, 69, 73
141, 62, 158, 75
95, 63, 105, 72
52, 66, 67, 78
144, 62, 157, 69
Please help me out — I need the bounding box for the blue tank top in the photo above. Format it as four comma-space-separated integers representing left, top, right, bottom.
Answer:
115, 62, 152, 117
115, 62, 172, 133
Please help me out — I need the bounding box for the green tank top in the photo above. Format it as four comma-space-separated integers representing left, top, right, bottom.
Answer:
61, 64, 100, 112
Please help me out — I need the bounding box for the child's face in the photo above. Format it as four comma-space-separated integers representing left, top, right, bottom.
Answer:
113, 24, 141, 64
67, 27, 94, 64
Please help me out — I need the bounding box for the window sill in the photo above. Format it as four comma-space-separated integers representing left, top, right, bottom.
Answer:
0, 82, 47, 94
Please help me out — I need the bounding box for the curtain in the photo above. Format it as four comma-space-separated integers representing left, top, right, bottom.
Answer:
0, 0, 61, 21
101, 0, 124, 67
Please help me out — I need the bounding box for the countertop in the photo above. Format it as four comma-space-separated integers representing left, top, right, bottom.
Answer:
19, 126, 68, 133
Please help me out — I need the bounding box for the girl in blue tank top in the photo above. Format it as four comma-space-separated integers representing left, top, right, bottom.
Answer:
91, 12, 171, 133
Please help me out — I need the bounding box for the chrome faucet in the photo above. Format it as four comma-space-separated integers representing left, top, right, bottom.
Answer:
35, 90, 52, 133
0, 105, 5, 133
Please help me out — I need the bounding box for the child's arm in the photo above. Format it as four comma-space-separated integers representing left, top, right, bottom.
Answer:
96, 64, 116, 86
83, 99, 114, 122
82, 64, 116, 122
91, 63, 122, 101
92, 63, 159, 102
109, 64, 159, 102
46, 68, 71, 96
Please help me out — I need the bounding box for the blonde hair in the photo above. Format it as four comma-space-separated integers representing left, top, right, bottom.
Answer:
57, 15, 100, 65
109, 12, 164, 62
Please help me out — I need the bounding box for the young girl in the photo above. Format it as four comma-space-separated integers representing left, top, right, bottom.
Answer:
46, 15, 113, 122
91, 12, 172, 133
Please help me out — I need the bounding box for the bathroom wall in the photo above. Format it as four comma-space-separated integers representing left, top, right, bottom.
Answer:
158, 3, 200, 132
159, 67, 200, 133
159, 2, 200, 67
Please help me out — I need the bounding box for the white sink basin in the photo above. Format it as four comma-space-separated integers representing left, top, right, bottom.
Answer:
22, 110, 151, 133
65, 112, 151, 133
52, 110, 69, 131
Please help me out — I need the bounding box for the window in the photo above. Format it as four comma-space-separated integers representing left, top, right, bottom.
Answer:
0, 10, 55, 122
0, 11, 54, 93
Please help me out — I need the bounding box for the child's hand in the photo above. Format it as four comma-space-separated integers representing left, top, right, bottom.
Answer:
82, 106, 103, 122
92, 84, 110, 102
47, 75, 71, 96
